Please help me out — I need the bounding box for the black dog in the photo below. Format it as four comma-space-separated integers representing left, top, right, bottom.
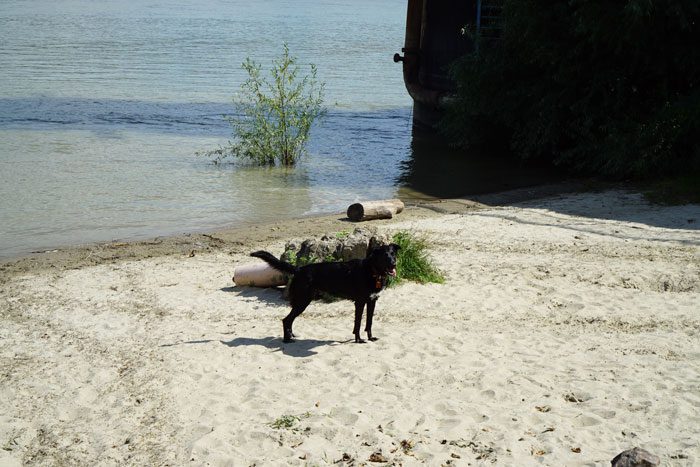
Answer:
250, 244, 400, 343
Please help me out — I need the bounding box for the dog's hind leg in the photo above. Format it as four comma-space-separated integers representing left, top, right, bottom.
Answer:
352, 301, 367, 343
282, 305, 304, 343
365, 299, 378, 342
283, 293, 311, 343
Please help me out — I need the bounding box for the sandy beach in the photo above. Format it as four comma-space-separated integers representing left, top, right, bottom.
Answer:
1, 188, 699, 466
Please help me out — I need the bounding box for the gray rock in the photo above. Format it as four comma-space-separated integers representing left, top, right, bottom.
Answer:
296, 237, 340, 263
337, 228, 370, 260
281, 241, 298, 262
611, 448, 660, 467
282, 227, 392, 263
336, 234, 367, 261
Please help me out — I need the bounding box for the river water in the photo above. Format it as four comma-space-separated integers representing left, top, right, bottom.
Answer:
0, 0, 422, 258
1, 0, 558, 260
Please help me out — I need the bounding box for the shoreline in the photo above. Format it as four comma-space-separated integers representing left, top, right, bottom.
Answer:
1, 185, 699, 465
0, 203, 440, 277
0, 180, 593, 275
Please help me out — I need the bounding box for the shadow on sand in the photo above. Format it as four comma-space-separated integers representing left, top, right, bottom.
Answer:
161, 285, 344, 357
400, 129, 699, 233
222, 336, 342, 358
219, 284, 288, 307
160, 335, 343, 357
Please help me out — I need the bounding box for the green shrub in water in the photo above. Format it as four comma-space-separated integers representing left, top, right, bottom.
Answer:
205, 43, 325, 166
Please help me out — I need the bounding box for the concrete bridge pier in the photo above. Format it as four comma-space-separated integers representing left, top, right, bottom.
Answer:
394, 0, 477, 130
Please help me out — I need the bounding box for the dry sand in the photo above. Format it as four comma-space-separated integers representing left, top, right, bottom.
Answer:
1, 189, 699, 466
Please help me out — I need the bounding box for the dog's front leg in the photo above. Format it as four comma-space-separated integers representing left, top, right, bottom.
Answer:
353, 301, 366, 343
365, 299, 378, 341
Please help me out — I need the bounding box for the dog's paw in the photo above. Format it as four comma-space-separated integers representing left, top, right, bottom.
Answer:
354, 337, 366, 344
368, 337, 379, 342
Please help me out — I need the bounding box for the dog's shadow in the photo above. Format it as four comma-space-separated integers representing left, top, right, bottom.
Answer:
160, 336, 341, 357
222, 336, 340, 357
220, 284, 288, 306
217, 285, 345, 356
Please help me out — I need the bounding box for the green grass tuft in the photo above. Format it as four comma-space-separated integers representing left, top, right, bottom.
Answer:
270, 412, 310, 430
270, 414, 299, 429
390, 231, 444, 285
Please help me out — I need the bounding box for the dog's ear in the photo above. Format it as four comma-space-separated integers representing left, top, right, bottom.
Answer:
390, 243, 401, 252
365, 244, 377, 258
366, 236, 384, 258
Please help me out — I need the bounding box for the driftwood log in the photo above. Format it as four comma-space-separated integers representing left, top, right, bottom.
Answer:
233, 262, 288, 287
346, 199, 404, 222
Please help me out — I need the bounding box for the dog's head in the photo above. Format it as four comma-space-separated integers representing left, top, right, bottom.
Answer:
367, 243, 400, 277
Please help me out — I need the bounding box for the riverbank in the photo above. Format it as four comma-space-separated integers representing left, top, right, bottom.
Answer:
1, 187, 699, 466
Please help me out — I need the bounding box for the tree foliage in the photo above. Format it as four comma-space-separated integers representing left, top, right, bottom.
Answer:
442, 0, 700, 178
210, 44, 325, 166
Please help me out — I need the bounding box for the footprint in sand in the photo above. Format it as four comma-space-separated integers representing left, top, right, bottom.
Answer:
574, 414, 602, 427
330, 407, 359, 425
592, 409, 616, 419
437, 418, 462, 431
433, 402, 459, 417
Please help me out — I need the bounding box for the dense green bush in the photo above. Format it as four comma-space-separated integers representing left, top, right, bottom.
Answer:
206, 44, 325, 166
442, 0, 700, 178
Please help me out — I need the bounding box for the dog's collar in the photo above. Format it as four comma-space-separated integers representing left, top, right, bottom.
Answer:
372, 274, 385, 290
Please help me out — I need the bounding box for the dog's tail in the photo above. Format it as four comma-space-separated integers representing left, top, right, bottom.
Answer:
250, 250, 298, 275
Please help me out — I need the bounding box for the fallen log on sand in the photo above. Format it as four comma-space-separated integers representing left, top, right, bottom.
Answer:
232, 262, 288, 287
346, 199, 404, 222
